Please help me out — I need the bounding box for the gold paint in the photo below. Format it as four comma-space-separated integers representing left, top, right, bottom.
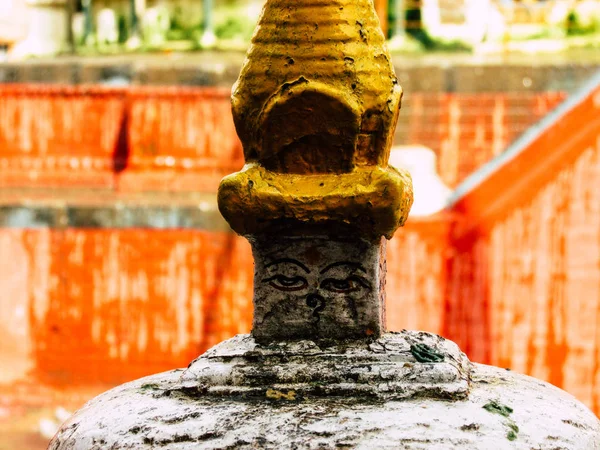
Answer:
266, 389, 297, 401
218, 0, 413, 239
220, 163, 412, 240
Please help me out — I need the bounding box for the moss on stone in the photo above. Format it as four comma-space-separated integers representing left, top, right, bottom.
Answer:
483, 400, 513, 417
410, 343, 445, 363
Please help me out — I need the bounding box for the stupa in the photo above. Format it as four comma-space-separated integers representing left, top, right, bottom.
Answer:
50, 0, 600, 448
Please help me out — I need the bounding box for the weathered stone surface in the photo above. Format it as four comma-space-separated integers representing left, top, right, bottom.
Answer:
250, 237, 388, 342
183, 332, 471, 400
1, 55, 599, 92
49, 334, 600, 450
0, 202, 227, 231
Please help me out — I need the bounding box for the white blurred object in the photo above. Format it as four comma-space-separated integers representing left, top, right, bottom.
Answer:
97, 8, 119, 45
142, 5, 170, 47
547, 1, 572, 27
101, 76, 131, 86
200, 30, 217, 49
422, 0, 494, 46
39, 407, 73, 440
463, 0, 493, 44
484, 3, 507, 42
0, 0, 29, 46
11, 0, 68, 58
574, 0, 600, 29
72, 12, 85, 45
126, 34, 142, 50
389, 145, 451, 217
387, 34, 424, 52
39, 418, 59, 440
246, 1, 263, 22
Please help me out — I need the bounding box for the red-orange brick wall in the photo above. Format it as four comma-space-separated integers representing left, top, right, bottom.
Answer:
447, 82, 600, 414
0, 229, 254, 386
0, 85, 244, 192
1, 83, 598, 416
0, 85, 565, 191
398, 92, 567, 187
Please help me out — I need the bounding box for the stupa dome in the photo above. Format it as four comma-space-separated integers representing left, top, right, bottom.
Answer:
50, 333, 600, 449
49, 0, 600, 448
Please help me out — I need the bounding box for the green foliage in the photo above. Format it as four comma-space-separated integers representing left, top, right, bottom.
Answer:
407, 29, 472, 52
213, 5, 256, 41
483, 400, 520, 442
118, 15, 128, 44
215, 17, 253, 40
166, 12, 201, 42
566, 9, 599, 36
167, 2, 257, 43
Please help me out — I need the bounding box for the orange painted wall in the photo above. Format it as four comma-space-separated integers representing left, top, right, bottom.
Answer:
448, 81, 600, 414
1, 83, 599, 417
0, 86, 125, 188
0, 219, 451, 387
0, 229, 254, 386
400, 91, 567, 187
0, 85, 244, 192
0, 85, 563, 191
386, 215, 453, 334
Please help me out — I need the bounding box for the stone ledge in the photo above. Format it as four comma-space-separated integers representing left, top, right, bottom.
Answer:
2, 53, 599, 92
0, 200, 228, 230
181, 332, 471, 401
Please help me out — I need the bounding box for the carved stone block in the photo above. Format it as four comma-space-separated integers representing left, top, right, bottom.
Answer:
251, 237, 386, 342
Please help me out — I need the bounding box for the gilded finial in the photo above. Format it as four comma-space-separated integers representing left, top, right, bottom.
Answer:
217, 0, 413, 342
218, 0, 413, 241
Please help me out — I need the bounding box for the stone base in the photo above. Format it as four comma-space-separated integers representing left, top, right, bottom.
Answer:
49, 332, 600, 449
182, 331, 471, 400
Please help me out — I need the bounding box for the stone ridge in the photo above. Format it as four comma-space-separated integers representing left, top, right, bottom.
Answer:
49, 361, 600, 449
180, 331, 472, 401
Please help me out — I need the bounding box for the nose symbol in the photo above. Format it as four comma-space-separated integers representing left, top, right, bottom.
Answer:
306, 294, 325, 324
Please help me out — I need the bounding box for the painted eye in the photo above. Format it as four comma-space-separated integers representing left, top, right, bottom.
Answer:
262, 275, 308, 292
320, 276, 369, 293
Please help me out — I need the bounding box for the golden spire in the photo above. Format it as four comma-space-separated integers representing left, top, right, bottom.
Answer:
218, 0, 413, 240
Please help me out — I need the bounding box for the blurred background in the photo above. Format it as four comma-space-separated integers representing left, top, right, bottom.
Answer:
0, 0, 599, 448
